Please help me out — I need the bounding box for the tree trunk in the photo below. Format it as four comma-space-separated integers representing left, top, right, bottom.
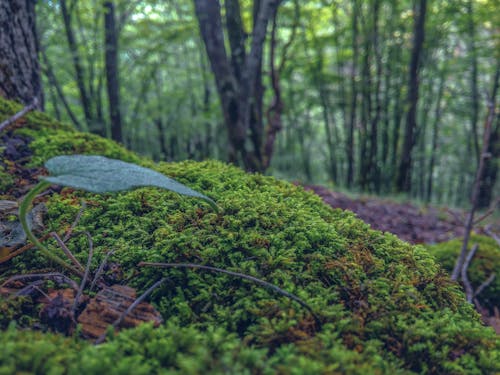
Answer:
0, 0, 43, 109
396, 0, 427, 193
104, 1, 123, 143
477, 64, 500, 209
346, 0, 359, 188
426, 64, 446, 201
467, 0, 480, 163
193, 0, 280, 172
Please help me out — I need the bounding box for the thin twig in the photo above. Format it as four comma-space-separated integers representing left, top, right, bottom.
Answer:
138, 262, 322, 325
94, 277, 167, 345
2, 272, 79, 290
32, 285, 52, 301
63, 201, 86, 242
89, 249, 115, 292
483, 225, 500, 247
72, 232, 93, 313
0, 97, 38, 132
13, 280, 45, 297
473, 197, 500, 225
0, 233, 52, 264
474, 273, 496, 298
461, 243, 479, 303
50, 232, 84, 271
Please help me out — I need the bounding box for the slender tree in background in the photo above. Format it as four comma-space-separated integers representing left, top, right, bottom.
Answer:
193, 0, 281, 172
0, 0, 43, 109
396, 0, 427, 192
477, 63, 500, 209
104, 0, 123, 143
60, 0, 94, 131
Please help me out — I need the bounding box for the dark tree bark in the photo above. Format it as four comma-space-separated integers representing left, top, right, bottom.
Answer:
346, 0, 359, 188
0, 0, 43, 109
193, 0, 281, 172
426, 64, 447, 201
467, 0, 480, 162
477, 64, 500, 209
104, 1, 123, 143
60, 0, 93, 129
451, 64, 499, 281
396, 0, 427, 192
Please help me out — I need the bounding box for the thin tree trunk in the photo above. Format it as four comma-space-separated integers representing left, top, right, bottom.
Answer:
478, 63, 500, 209
60, 0, 93, 129
40, 46, 82, 129
346, 0, 359, 187
396, 0, 427, 192
451, 65, 500, 281
0, 0, 43, 109
426, 66, 446, 201
467, 0, 480, 163
369, 0, 382, 192
104, 1, 122, 143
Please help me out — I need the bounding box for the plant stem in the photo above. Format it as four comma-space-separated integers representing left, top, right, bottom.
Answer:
19, 181, 83, 276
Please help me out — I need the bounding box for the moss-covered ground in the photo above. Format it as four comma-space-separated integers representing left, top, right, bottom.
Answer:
0, 98, 499, 374
426, 234, 500, 312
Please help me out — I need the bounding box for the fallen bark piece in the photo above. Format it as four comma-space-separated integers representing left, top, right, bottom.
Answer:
77, 284, 162, 339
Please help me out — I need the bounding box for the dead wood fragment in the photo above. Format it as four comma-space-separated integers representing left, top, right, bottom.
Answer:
0, 97, 38, 132
77, 285, 162, 340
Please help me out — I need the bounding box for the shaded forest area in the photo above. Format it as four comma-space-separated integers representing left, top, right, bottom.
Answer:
1, 0, 499, 207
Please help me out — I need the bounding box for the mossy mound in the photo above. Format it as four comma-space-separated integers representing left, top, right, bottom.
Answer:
0, 98, 499, 374
426, 234, 500, 311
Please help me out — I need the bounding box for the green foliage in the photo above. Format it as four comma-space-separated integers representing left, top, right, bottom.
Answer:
1, 101, 499, 374
426, 234, 500, 311
0, 321, 410, 375
0, 164, 14, 196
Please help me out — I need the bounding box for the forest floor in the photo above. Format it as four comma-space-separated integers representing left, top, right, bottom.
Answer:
305, 184, 469, 245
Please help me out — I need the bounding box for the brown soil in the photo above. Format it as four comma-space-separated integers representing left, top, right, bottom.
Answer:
304, 185, 467, 245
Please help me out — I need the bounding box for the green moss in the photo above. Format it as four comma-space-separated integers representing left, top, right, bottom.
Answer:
0, 98, 499, 374
0, 164, 14, 195
426, 234, 500, 311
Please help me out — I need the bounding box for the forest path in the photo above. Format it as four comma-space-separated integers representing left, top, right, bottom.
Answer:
304, 185, 470, 245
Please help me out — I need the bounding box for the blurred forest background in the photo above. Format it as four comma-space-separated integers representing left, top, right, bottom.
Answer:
3, 0, 500, 207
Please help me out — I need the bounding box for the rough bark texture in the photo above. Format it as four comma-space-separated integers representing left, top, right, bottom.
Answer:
0, 0, 43, 109
104, 1, 123, 143
477, 65, 500, 209
60, 0, 92, 129
193, 0, 281, 172
396, 0, 427, 192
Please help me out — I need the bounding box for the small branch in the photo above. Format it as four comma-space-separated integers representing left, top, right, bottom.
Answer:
95, 277, 167, 345
0, 97, 38, 132
461, 243, 478, 303
0, 233, 51, 264
72, 232, 93, 313
89, 249, 114, 292
139, 261, 321, 325
63, 201, 86, 242
50, 232, 84, 271
474, 273, 496, 298
473, 197, 500, 225
2, 272, 79, 291
483, 225, 500, 247
13, 280, 45, 297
